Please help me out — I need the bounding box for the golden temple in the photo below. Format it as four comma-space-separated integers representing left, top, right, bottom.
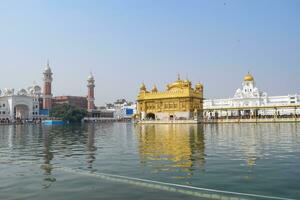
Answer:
136, 76, 204, 123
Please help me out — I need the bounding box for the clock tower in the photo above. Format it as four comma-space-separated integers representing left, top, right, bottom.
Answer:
43, 61, 53, 110
87, 73, 95, 111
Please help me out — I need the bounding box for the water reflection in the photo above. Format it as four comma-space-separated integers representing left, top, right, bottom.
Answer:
135, 124, 205, 178
42, 126, 54, 175
1, 123, 300, 199
86, 124, 96, 169
204, 123, 300, 168
39, 126, 55, 189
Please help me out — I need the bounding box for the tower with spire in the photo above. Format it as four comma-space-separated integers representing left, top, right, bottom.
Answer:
87, 73, 95, 111
43, 60, 53, 110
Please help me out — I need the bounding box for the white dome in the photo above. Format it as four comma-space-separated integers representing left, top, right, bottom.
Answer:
3, 88, 14, 96
28, 87, 34, 95
33, 85, 42, 95
44, 60, 52, 73
18, 88, 28, 96
44, 65, 51, 73
34, 85, 41, 92
87, 73, 94, 81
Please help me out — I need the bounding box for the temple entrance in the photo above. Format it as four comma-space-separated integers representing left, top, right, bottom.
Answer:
14, 104, 29, 120
146, 113, 155, 120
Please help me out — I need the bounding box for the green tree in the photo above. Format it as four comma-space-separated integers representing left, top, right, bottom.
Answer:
50, 104, 88, 123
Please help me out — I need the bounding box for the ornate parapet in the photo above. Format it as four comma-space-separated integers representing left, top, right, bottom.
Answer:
138, 89, 202, 100
138, 79, 203, 101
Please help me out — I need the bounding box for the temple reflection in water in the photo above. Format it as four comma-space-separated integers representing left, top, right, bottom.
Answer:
135, 124, 205, 178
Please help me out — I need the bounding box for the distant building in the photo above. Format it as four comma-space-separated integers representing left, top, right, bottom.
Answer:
0, 63, 50, 122
89, 109, 115, 119
113, 99, 136, 119
0, 86, 43, 122
53, 96, 88, 110
43, 61, 53, 110
87, 73, 96, 111
204, 73, 300, 118
0, 61, 98, 123
53, 74, 96, 111
87, 99, 137, 121
136, 76, 203, 123
105, 103, 114, 110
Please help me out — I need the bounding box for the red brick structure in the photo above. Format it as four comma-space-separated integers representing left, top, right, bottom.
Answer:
53, 96, 88, 110
87, 74, 95, 111
43, 61, 53, 110
41, 62, 96, 112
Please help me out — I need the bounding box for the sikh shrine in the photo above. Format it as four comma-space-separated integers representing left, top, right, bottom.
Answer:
136, 76, 204, 123
204, 73, 300, 120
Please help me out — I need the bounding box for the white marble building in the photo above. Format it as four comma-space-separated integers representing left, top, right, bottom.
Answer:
204, 73, 300, 118
104, 99, 137, 119
0, 85, 42, 121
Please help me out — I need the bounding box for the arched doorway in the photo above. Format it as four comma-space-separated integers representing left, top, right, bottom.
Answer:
146, 113, 155, 120
14, 104, 29, 120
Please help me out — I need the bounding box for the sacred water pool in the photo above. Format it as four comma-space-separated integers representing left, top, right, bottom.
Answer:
0, 123, 299, 200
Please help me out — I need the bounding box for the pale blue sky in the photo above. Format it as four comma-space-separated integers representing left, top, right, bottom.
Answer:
0, 0, 299, 105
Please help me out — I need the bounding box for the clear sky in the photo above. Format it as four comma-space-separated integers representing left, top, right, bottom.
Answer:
0, 0, 299, 105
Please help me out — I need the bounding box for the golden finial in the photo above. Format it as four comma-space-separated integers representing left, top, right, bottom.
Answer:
177, 73, 180, 81
140, 83, 146, 91
152, 84, 158, 92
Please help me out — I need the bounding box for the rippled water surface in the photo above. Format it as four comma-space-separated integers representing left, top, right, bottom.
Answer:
0, 123, 300, 199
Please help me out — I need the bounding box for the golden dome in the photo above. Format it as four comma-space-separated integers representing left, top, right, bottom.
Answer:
195, 83, 203, 92
195, 83, 203, 88
244, 73, 254, 81
167, 76, 192, 91
140, 83, 146, 91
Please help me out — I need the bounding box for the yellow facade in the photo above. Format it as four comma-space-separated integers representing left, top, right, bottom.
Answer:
137, 76, 203, 121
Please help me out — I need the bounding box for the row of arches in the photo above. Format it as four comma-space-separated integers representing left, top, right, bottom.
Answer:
145, 113, 175, 120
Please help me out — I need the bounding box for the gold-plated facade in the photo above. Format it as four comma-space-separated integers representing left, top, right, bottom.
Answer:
137, 77, 203, 121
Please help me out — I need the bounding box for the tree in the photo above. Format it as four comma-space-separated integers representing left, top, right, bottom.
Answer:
50, 104, 88, 123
